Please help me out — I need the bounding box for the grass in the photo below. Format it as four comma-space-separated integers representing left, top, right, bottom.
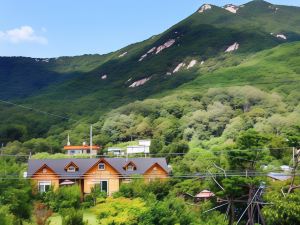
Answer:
178, 42, 300, 93
48, 211, 98, 225
84, 211, 98, 225
48, 214, 62, 225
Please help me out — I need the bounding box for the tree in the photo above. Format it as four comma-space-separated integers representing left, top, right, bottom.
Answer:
163, 141, 189, 155
0, 124, 27, 143
3, 185, 32, 224
223, 130, 269, 224
263, 192, 300, 225
0, 157, 32, 224
149, 138, 164, 154
138, 197, 195, 225
268, 135, 289, 159
44, 185, 81, 211
228, 129, 268, 170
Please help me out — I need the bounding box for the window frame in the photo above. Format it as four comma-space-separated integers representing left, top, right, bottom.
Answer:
100, 180, 108, 195
67, 166, 76, 172
98, 163, 105, 170
127, 165, 134, 171
38, 181, 51, 193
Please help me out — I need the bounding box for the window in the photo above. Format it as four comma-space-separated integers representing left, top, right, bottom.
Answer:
69, 150, 82, 155
42, 168, 47, 173
100, 180, 108, 194
67, 166, 75, 172
64, 162, 78, 172
124, 162, 136, 171
38, 181, 51, 193
98, 163, 105, 170
127, 165, 134, 171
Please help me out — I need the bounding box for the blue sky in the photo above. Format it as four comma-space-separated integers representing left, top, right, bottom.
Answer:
0, 0, 299, 58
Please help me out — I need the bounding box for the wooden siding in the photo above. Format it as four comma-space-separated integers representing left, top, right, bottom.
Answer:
83, 159, 120, 196
31, 165, 60, 190
144, 163, 169, 182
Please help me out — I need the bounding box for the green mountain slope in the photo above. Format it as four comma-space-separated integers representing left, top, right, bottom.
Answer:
179, 41, 300, 92
0, 0, 300, 146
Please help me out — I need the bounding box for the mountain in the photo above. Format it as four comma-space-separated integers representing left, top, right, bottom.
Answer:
0, 0, 300, 148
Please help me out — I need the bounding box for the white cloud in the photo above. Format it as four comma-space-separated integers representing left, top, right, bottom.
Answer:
0, 26, 48, 44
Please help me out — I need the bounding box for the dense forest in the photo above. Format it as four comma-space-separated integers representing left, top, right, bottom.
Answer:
0, 0, 300, 224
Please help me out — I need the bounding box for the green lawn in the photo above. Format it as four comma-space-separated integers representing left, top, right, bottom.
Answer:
84, 211, 98, 225
48, 214, 62, 225
48, 211, 98, 225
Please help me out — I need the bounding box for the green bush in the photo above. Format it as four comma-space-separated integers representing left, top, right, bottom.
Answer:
84, 186, 107, 207
0, 206, 15, 225
44, 185, 81, 212
61, 208, 86, 225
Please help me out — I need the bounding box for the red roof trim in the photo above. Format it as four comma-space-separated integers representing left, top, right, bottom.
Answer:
63, 145, 101, 150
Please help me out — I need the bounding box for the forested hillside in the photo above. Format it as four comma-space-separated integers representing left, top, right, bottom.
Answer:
0, 1, 300, 224
1, 0, 300, 145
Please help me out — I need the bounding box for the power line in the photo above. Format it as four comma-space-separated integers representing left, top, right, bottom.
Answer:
0, 147, 292, 158
0, 99, 78, 122
0, 172, 298, 180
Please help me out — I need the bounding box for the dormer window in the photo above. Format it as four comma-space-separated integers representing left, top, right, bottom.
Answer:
127, 165, 134, 171
123, 162, 137, 171
98, 163, 105, 170
64, 162, 79, 172
67, 166, 75, 172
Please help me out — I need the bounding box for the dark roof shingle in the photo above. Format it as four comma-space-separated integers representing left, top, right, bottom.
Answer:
27, 158, 169, 178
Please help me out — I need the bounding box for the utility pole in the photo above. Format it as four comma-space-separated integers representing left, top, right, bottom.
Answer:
90, 125, 93, 158
287, 147, 300, 194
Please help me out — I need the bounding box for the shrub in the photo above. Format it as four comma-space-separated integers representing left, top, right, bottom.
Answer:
44, 185, 81, 211
84, 185, 107, 207
60, 208, 86, 225
0, 206, 15, 225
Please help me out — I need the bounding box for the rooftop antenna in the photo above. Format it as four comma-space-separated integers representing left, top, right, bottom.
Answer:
67, 133, 71, 146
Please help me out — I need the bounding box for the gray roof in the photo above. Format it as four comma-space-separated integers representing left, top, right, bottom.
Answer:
27, 157, 168, 178
267, 172, 292, 181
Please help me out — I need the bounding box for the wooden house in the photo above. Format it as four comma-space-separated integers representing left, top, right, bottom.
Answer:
27, 158, 169, 196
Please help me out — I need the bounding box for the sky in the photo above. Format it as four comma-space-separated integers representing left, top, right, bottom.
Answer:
0, 0, 299, 58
